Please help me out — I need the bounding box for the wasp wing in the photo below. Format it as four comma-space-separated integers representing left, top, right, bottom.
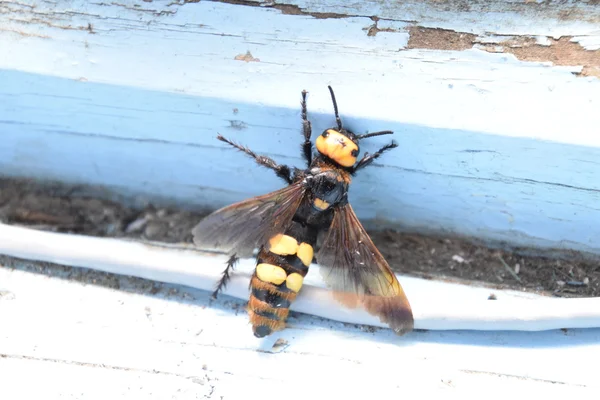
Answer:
192, 182, 307, 258
316, 204, 414, 335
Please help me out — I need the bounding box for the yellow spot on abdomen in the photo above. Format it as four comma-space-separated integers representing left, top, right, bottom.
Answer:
313, 198, 330, 210
268, 234, 299, 255
286, 273, 304, 293
315, 129, 359, 167
297, 243, 314, 266
256, 263, 287, 285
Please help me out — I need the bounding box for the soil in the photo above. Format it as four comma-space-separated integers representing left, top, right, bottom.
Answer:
1, 177, 599, 298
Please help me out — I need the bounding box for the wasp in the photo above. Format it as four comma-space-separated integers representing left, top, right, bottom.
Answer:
192, 86, 414, 338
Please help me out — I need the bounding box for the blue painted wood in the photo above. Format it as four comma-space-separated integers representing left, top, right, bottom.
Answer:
2, 69, 600, 255
1, 0, 600, 255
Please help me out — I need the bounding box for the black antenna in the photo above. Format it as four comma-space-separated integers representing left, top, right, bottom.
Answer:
327, 85, 343, 131
355, 130, 394, 140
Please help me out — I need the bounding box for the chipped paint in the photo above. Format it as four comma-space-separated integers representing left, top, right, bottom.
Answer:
198, 0, 349, 19
234, 51, 260, 62
479, 37, 600, 78
403, 27, 600, 79
407, 27, 475, 51
185, 1, 600, 77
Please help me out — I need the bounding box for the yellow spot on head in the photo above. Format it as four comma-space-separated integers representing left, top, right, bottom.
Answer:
297, 243, 314, 266
313, 198, 330, 210
315, 129, 359, 167
256, 263, 287, 285
268, 234, 299, 255
286, 273, 304, 293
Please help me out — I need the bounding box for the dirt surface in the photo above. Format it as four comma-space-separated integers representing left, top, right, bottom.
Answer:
0, 177, 598, 298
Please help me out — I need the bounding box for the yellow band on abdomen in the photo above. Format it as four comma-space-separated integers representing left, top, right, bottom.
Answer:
268, 234, 299, 255
286, 273, 304, 293
256, 263, 287, 285
297, 242, 314, 266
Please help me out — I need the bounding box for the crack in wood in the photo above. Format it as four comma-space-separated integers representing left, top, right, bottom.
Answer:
3, 2, 103, 33
92, 1, 177, 17
0, 27, 50, 38
460, 368, 588, 387
8, 16, 93, 32
390, 165, 600, 195
190, 0, 351, 19
365, 16, 400, 37
1, 353, 198, 378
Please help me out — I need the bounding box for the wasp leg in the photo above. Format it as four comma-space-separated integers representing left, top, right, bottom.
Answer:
217, 134, 293, 184
301, 90, 312, 166
212, 254, 239, 299
351, 141, 398, 173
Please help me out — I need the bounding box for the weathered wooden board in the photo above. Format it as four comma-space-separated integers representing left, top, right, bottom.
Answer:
4, 222, 600, 332
1, 264, 599, 398
1, 0, 599, 255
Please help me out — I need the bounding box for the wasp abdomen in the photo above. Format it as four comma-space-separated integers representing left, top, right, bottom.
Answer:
248, 229, 315, 338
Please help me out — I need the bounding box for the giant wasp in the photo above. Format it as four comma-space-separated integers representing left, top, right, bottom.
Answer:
192, 86, 414, 338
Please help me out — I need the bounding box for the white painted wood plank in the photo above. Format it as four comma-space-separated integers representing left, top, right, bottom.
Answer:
1, 265, 598, 397
1, 0, 599, 255
1, 223, 600, 332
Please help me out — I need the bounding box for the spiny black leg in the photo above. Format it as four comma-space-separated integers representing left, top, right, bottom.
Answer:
217, 134, 292, 184
327, 85, 343, 131
301, 90, 312, 166
351, 141, 398, 173
212, 254, 239, 299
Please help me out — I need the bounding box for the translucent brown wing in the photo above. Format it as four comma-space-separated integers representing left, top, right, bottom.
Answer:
316, 204, 414, 335
192, 182, 307, 258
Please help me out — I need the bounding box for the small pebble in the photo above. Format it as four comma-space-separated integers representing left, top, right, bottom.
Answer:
144, 220, 168, 239
125, 216, 148, 233
452, 254, 465, 263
